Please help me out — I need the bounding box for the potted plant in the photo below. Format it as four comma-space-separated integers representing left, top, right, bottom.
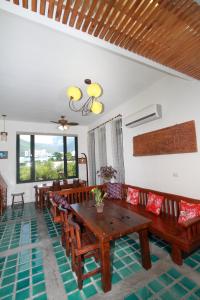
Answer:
91, 188, 107, 213
97, 166, 117, 183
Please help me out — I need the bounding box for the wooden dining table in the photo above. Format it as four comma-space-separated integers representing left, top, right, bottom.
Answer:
70, 199, 152, 293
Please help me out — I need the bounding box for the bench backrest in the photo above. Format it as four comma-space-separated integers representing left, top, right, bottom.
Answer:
52, 183, 200, 219
55, 185, 104, 204
122, 184, 200, 219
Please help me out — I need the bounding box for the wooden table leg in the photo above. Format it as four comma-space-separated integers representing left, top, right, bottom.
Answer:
39, 192, 43, 209
100, 240, 111, 292
139, 229, 151, 270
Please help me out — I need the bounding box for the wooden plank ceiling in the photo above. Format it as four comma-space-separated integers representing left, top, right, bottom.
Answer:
10, 0, 200, 80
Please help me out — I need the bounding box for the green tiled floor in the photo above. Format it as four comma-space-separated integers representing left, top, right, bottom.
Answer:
52, 235, 159, 300
0, 203, 36, 223
149, 234, 171, 253
0, 219, 39, 252
124, 267, 200, 300
0, 248, 47, 300
184, 248, 200, 272
1, 202, 200, 300
43, 209, 61, 238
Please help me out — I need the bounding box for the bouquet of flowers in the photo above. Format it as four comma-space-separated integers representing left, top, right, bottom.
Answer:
97, 166, 117, 182
91, 188, 107, 206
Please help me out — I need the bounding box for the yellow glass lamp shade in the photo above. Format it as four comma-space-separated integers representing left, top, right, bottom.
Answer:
91, 100, 103, 114
87, 83, 102, 98
67, 86, 82, 101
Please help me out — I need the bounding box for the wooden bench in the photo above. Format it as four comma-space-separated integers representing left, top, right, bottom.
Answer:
119, 184, 200, 265
49, 184, 200, 265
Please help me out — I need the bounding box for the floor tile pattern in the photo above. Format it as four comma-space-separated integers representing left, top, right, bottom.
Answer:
184, 248, 200, 273
124, 267, 200, 300
0, 204, 36, 223
52, 235, 159, 300
0, 219, 39, 252
0, 248, 47, 300
43, 209, 61, 238
1, 203, 200, 300
149, 234, 170, 253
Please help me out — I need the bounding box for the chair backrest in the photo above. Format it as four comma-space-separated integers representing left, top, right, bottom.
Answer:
68, 214, 82, 250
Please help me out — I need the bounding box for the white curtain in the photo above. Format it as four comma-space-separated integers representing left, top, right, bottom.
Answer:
97, 126, 107, 184
111, 118, 125, 183
88, 131, 96, 185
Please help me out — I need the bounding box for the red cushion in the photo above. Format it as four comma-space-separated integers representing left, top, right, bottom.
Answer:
178, 200, 200, 224
126, 188, 139, 205
146, 192, 164, 215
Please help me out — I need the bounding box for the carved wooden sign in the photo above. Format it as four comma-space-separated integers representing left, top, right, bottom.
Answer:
133, 120, 197, 156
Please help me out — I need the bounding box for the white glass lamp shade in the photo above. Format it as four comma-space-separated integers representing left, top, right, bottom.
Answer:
1, 132, 7, 142
91, 100, 103, 114
67, 86, 82, 101
58, 125, 69, 131
87, 83, 102, 98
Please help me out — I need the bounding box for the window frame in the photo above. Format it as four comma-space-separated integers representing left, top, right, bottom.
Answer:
16, 134, 79, 183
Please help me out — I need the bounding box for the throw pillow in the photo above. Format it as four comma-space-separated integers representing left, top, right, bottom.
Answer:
126, 188, 139, 205
178, 200, 200, 224
146, 192, 164, 215
107, 183, 122, 199
59, 197, 70, 210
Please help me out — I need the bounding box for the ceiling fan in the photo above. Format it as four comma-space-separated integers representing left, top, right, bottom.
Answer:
50, 116, 79, 131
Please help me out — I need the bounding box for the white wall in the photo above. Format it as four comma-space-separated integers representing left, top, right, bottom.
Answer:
0, 120, 88, 204
89, 76, 200, 199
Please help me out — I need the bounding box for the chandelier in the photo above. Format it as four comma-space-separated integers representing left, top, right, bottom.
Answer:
1, 115, 8, 142
67, 79, 104, 116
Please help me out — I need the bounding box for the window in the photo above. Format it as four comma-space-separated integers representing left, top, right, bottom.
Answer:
16, 134, 78, 183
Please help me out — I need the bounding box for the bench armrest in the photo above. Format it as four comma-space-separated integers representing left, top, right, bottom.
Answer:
181, 216, 200, 228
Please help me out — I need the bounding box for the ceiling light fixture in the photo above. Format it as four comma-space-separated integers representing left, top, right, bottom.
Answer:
67, 79, 104, 116
58, 124, 69, 131
1, 115, 8, 142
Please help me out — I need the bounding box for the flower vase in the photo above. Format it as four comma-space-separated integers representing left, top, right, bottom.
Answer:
103, 177, 111, 184
96, 203, 104, 213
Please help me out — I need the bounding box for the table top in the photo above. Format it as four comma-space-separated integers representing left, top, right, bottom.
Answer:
70, 199, 151, 241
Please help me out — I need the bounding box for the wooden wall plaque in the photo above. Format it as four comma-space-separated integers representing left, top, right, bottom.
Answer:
133, 120, 197, 156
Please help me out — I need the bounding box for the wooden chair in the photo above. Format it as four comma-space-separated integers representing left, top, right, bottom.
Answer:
68, 214, 101, 289
33, 185, 39, 207
52, 180, 61, 191
59, 207, 71, 256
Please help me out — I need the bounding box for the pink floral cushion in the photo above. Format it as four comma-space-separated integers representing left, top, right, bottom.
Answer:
126, 188, 139, 205
107, 183, 122, 199
146, 192, 164, 215
178, 200, 200, 224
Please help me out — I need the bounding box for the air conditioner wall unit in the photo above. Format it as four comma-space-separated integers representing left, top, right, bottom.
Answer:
124, 104, 162, 128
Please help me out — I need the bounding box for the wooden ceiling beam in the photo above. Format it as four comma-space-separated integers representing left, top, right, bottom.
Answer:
32, 0, 37, 12
69, 0, 82, 27
7, 0, 200, 80
121, 0, 160, 49
93, 0, 116, 37
48, 0, 55, 18
137, 0, 189, 57
75, 0, 90, 30
62, 0, 71, 24
22, 0, 28, 9
55, 0, 64, 22
40, 0, 46, 15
